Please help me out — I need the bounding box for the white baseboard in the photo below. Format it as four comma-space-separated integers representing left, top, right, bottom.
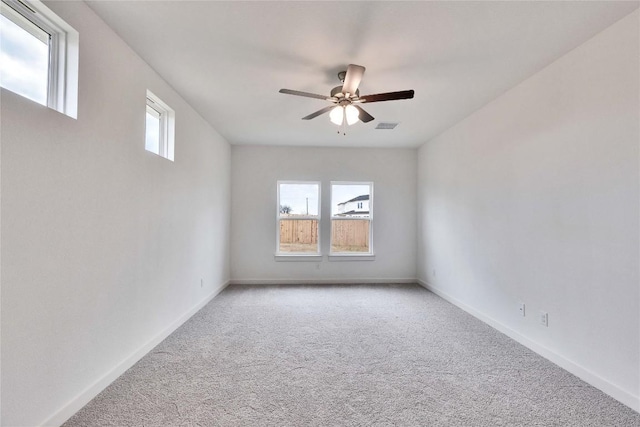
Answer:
417, 279, 639, 413
42, 280, 231, 427
42, 277, 637, 425
229, 278, 417, 285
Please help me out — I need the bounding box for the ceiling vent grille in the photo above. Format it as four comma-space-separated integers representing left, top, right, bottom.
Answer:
375, 122, 399, 130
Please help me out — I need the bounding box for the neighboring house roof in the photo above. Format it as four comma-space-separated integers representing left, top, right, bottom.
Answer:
338, 194, 369, 205
336, 210, 370, 216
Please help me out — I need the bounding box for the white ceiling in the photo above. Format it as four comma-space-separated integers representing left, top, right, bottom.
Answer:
86, 1, 638, 148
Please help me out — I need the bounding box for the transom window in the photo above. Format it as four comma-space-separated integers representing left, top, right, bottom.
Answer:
277, 181, 321, 255
0, 5, 48, 104
0, 0, 79, 118
145, 90, 175, 161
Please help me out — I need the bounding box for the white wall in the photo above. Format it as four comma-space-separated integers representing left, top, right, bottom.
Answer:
417, 10, 639, 410
0, 2, 231, 425
231, 146, 416, 283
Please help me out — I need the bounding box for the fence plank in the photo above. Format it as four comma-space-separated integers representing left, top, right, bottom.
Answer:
331, 219, 370, 250
280, 219, 318, 244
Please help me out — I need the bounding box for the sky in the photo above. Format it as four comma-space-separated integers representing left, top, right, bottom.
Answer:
145, 110, 160, 154
0, 13, 49, 105
279, 183, 319, 215
279, 183, 370, 216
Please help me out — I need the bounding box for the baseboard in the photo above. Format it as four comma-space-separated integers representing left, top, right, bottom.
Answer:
229, 278, 418, 285
41, 279, 231, 427
416, 279, 640, 413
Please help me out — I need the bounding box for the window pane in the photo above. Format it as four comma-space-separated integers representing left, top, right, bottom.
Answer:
145, 109, 161, 154
145, 92, 174, 161
331, 219, 370, 253
279, 183, 319, 216
0, 13, 49, 105
279, 219, 318, 253
332, 184, 370, 218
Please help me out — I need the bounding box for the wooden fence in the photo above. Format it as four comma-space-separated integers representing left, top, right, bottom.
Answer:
331, 219, 369, 250
279, 219, 370, 250
279, 219, 318, 244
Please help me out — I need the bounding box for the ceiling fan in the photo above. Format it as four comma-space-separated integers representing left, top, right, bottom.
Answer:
279, 64, 414, 127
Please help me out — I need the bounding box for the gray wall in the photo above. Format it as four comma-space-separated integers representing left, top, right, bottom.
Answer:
416, 11, 639, 410
0, 2, 231, 425
231, 146, 417, 283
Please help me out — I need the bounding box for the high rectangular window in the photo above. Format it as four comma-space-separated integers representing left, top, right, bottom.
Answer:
331, 182, 373, 254
145, 90, 175, 161
0, 7, 48, 104
277, 181, 321, 255
0, 0, 79, 118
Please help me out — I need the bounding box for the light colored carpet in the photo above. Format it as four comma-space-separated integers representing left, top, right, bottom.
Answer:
64, 284, 639, 426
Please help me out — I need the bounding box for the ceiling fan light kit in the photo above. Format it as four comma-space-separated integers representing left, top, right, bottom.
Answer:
279, 64, 414, 131
330, 104, 359, 126
329, 105, 344, 125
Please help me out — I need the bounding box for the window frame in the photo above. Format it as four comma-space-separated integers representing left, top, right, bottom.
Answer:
145, 90, 175, 161
275, 180, 322, 259
0, 0, 79, 118
330, 181, 374, 259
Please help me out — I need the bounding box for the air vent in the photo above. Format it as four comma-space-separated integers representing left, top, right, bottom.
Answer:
375, 122, 399, 130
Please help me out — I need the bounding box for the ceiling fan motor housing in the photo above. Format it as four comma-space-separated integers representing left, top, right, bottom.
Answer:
331, 85, 359, 100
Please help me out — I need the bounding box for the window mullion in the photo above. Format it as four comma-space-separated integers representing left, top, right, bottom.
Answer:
47, 32, 58, 110
162, 112, 169, 158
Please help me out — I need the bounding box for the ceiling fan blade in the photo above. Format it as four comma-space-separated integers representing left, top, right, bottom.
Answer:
359, 90, 415, 103
341, 64, 365, 96
279, 88, 331, 101
353, 105, 374, 123
302, 105, 335, 120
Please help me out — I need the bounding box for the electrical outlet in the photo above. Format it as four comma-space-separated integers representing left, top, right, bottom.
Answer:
432, 269, 436, 277
539, 311, 548, 327
519, 303, 526, 317
316, 263, 320, 270
200, 278, 203, 288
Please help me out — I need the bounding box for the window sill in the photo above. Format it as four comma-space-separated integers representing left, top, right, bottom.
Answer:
274, 254, 323, 262
328, 254, 375, 261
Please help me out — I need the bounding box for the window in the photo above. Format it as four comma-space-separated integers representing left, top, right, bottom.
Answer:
331, 182, 373, 255
0, 0, 78, 118
145, 90, 175, 161
277, 181, 320, 255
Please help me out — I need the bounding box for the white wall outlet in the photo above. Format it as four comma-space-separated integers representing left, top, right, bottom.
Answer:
540, 311, 548, 327
200, 278, 203, 288
432, 269, 436, 277
519, 303, 526, 317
